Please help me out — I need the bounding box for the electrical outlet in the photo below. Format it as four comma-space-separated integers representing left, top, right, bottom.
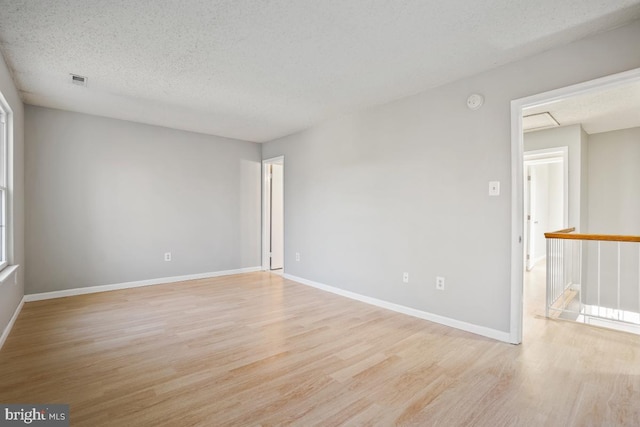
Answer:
436, 276, 445, 290
402, 272, 409, 283
164, 252, 172, 262
295, 252, 300, 262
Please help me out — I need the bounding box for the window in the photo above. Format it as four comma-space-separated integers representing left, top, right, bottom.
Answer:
0, 101, 9, 271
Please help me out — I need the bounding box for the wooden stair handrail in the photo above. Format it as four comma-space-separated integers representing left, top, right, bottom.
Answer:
544, 227, 640, 242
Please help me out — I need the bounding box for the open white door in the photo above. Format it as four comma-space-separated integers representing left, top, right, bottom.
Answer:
524, 166, 534, 270
270, 164, 284, 270
262, 156, 284, 272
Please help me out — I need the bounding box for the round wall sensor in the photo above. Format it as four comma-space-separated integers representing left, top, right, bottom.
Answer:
467, 94, 484, 110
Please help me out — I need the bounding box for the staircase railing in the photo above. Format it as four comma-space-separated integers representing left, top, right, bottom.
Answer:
544, 228, 640, 332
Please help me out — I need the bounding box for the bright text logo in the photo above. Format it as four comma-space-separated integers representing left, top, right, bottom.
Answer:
0, 405, 68, 426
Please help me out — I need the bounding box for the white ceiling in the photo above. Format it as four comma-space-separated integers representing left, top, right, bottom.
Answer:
524, 80, 640, 134
0, 1, 639, 142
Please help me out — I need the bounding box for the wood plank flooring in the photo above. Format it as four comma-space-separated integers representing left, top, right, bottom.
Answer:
1, 271, 640, 426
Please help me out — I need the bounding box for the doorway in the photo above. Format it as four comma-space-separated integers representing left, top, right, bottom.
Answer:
523, 148, 568, 271
509, 67, 640, 344
262, 156, 284, 272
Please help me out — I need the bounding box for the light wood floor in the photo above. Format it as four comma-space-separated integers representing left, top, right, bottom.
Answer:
1, 271, 639, 426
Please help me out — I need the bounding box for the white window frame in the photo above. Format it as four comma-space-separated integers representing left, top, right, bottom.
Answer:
0, 92, 12, 272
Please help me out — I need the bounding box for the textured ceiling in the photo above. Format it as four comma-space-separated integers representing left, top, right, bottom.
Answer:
524, 80, 640, 134
0, 1, 639, 142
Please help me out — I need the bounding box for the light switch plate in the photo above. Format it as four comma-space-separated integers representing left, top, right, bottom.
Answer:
489, 181, 500, 196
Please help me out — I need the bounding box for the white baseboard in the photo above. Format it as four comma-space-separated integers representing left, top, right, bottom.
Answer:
24, 266, 262, 302
284, 273, 511, 343
0, 297, 24, 350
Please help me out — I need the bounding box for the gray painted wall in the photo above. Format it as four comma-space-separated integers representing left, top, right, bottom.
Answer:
588, 127, 640, 235
262, 21, 640, 333
580, 127, 590, 233
0, 51, 25, 336
583, 127, 640, 310
25, 106, 261, 294
547, 163, 564, 236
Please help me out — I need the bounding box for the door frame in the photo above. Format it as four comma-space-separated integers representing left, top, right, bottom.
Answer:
509, 67, 640, 344
523, 147, 568, 270
262, 156, 284, 271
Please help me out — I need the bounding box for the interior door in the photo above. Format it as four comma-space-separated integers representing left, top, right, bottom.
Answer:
532, 164, 551, 267
525, 166, 535, 271
270, 164, 284, 270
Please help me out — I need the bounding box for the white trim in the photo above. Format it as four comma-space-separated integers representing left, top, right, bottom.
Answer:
0, 296, 23, 350
523, 147, 566, 160
262, 156, 285, 272
510, 103, 525, 344
284, 273, 511, 343
510, 66, 640, 344
24, 266, 262, 302
0, 89, 13, 270
263, 156, 284, 165
0, 264, 18, 286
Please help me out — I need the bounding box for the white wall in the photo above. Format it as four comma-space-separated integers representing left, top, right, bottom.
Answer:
0, 51, 24, 339
524, 124, 584, 231
25, 106, 261, 294
262, 21, 640, 334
